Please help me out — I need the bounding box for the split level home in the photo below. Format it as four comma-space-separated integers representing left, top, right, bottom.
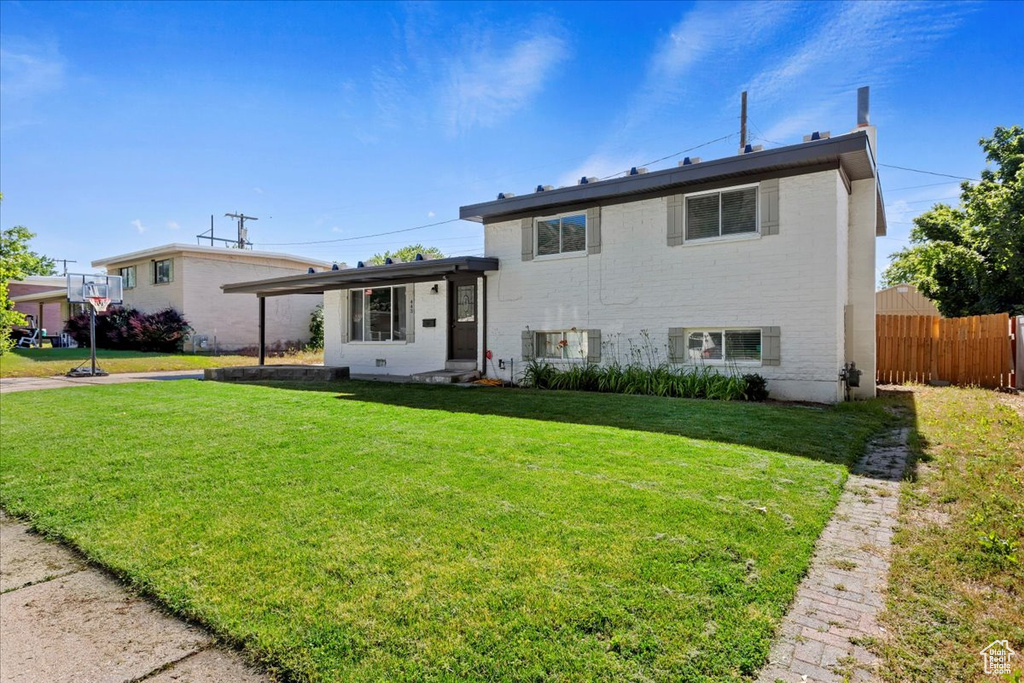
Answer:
224, 106, 886, 403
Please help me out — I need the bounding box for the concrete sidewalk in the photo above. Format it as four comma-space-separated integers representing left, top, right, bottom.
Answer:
0, 370, 203, 394
0, 513, 269, 683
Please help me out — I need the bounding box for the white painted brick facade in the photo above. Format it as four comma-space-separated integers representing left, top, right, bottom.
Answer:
482, 169, 876, 403
320, 168, 878, 403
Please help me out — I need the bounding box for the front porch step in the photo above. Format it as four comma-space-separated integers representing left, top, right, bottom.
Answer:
410, 369, 480, 384
444, 360, 478, 372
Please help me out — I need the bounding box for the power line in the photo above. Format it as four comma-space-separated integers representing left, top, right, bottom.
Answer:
879, 164, 978, 181
598, 132, 737, 180
256, 218, 462, 247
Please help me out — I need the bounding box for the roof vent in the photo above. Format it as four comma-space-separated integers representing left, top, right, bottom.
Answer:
415, 253, 431, 261
678, 157, 702, 166
742, 144, 764, 154
331, 263, 340, 271
803, 130, 831, 142
385, 257, 403, 265
497, 192, 516, 200
578, 176, 598, 185
357, 261, 365, 268
629, 167, 649, 175
307, 267, 316, 274
535, 184, 554, 193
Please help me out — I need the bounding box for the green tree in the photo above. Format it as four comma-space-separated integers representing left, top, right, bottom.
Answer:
881, 125, 1024, 317
367, 244, 446, 265
1, 196, 58, 353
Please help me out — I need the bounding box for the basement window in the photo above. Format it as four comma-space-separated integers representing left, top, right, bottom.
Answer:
536, 329, 588, 360
536, 212, 587, 256
350, 286, 409, 342
685, 185, 758, 241
686, 329, 761, 364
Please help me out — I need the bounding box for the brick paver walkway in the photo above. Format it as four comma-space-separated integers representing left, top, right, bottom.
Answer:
757, 427, 908, 683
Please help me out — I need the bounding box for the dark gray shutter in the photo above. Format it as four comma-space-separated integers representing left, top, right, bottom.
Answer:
521, 218, 534, 261
668, 327, 686, 362
667, 195, 684, 246
340, 291, 349, 343
587, 207, 601, 255
587, 329, 601, 362
760, 179, 779, 236
761, 326, 781, 365
521, 329, 535, 360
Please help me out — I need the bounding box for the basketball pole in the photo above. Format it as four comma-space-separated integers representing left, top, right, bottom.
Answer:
89, 306, 98, 376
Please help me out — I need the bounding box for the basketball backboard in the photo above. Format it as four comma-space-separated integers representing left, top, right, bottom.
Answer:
67, 273, 123, 305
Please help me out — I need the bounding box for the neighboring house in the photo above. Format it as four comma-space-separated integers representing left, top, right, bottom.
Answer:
876, 283, 941, 317
92, 244, 331, 351
8, 276, 74, 333
225, 119, 886, 403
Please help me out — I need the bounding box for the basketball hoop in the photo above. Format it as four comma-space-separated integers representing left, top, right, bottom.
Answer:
87, 297, 111, 313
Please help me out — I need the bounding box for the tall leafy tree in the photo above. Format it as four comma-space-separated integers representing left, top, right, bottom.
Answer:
882, 126, 1024, 317
1, 194, 58, 353
367, 244, 446, 265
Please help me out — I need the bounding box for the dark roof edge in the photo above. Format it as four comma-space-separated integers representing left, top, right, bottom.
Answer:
221, 256, 498, 295
460, 130, 876, 223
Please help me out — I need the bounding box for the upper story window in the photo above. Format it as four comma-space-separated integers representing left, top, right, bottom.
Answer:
349, 286, 409, 342
685, 185, 758, 241
153, 259, 173, 284
119, 266, 136, 289
537, 212, 586, 256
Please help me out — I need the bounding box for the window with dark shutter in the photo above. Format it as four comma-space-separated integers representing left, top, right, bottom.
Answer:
684, 185, 759, 241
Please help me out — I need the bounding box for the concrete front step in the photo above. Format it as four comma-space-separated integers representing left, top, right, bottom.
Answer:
204, 365, 350, 382
444, 360, 478, 372
410, 369, 480, 384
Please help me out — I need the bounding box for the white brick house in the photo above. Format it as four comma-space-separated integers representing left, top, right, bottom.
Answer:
225, 126, 885, 403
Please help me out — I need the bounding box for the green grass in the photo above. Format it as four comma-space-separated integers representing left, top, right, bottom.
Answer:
878, 386, 1024, 682
0, 380, 893, 681
0, 347, 323, 378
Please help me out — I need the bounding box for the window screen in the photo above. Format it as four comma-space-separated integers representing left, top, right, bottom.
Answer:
686, 328, 762, 363
536, 214, 587, 255
536, 330, 589, 360
725, 330, 761, 362
685, 186, 758, 240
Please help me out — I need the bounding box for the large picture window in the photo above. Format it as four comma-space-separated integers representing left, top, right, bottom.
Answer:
686, 328, 761, 364
685, 186, 758, 241
537, 213, 587, 256
349, 286, 409, 342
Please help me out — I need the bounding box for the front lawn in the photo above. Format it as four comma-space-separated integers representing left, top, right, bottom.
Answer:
0, 347, 324, 378
0, 381, 892, 681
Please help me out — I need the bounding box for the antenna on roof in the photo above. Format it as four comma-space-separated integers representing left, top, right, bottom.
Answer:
739, 90, 748, 153
196, 213, 256, 250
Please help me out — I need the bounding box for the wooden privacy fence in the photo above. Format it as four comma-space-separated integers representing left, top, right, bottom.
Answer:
876, 313, 1015, 388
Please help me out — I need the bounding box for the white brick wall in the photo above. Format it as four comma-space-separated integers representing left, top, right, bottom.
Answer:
483, 169, 872, 403
323, 281, 453, 375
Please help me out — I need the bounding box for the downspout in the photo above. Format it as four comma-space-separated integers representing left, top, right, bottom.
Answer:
258, 296, 266, 366
481, 275, 488, 376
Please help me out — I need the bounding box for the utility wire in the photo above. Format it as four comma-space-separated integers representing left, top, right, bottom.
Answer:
256, 218, 461, 247
879, 164, 978, 181
599, 134, 735, 180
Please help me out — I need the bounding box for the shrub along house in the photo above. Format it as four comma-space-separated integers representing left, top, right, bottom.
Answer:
92, 244, 330, 352
224, 95, 886, 402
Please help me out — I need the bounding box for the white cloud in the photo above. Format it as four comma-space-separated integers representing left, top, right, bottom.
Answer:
131, 219, 146, 234
0, 42, 65, 101
427, 211, 435, 218
253, 187, 264, 195
443, 30, 569, 134
166, 221, 180, 230
331, 226, 343, 233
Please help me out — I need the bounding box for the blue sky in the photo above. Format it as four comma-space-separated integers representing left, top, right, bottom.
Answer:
1, 1, 1021, 281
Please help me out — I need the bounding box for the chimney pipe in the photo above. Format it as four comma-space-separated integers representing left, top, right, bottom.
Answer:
857, 86, 870, 127
740, 91, 748, 149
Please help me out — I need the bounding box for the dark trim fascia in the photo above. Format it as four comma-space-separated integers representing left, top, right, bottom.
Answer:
461, 131, 874, 223
480, 162, 842, 226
